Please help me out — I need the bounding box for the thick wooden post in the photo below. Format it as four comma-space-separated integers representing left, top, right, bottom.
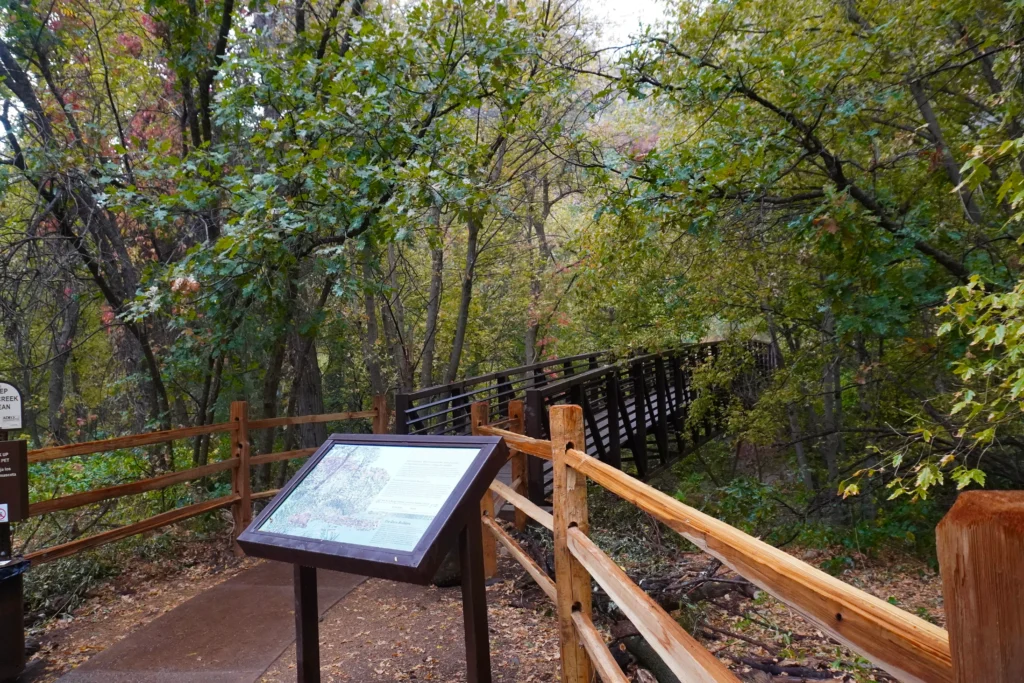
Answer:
470, 402, 498, 579
230, 401, 252, 547
938, 491, 1024, 683
550, 404, 593, 683
371, 394, 389, 434
508, 400, 528, 531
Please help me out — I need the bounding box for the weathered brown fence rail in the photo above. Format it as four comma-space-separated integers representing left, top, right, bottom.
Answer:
19, 395, 388, 565
467, 399, 1014, 683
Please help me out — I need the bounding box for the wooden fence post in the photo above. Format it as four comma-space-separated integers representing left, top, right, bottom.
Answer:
470, 402, 498, 579
508, 400, 528, 531
229, 401, 252, 550
550, 404, 593, 683
371, 394, 390, 434
937, 491, 1024, 683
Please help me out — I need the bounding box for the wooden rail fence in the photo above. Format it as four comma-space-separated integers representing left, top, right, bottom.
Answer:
19, 395, 389, 565
471, 399, 1023, 683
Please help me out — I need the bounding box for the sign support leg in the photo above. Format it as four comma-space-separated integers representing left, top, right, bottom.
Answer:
459, 516, 492, 683
294, 565, 320, 683
0, 523, 10, 562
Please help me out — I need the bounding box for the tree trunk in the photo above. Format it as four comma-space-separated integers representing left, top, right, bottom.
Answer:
419, 205, 445, 389
290, 332, 327, 448
764, 306, 815, 490
909, 80, 983, 224
360, 254, 387, 396
820, 311, 840, 482
420, 242, 444, 389
47, 291, 79, 444
524, 174, 555, 365
381, 243, 413, 392
256, 335, 287, 488
443, 214, 480, 384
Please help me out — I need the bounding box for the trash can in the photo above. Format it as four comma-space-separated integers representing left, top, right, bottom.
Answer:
0, 559, 29, 681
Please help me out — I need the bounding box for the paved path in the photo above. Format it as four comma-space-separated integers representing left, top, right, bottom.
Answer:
58, 563, 364, 683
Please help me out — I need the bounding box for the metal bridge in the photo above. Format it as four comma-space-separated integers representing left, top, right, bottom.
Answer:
395, 343, 777, 503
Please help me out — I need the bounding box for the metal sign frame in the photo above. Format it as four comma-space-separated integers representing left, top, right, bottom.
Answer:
237, 433, 508, 584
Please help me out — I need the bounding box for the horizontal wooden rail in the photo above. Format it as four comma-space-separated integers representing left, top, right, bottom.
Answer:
247, 410, 377, 430
567, 527, 740, 683
28, 459, 237, 517
475, 425, 552, 460
489, 480, 553, 531
483, 517, 556, 602
488, 476, 523, 511
571, 610, 629, 683
18, 400, 386, 564
25, 494, 239, 565
252, 489, 280, 501
249, 448, 318, 467
28, 422, 235, 463
565, 448, 953, 683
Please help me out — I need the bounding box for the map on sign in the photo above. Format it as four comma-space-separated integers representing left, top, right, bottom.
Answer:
258, 443, 478, 552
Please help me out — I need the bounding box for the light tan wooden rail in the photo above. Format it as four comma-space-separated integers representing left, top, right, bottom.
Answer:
28, 422, 235, 463
568, 527, 739, 683
564, 446, 951, 683
473, 400, 964, 683
488, 480, 553, 531
475, 424, 552, 460
483, 516, 556, 602
25, 494, 239, 564
28, 459, 238, 517
571, 610, 629, 683
20, 398, 387, 565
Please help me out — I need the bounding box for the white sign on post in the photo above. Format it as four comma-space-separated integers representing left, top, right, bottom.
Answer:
0, 382, 23, 432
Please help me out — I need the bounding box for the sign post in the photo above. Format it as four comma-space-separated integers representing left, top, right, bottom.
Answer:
238, 434, 508, 683
0, 436, 29, 680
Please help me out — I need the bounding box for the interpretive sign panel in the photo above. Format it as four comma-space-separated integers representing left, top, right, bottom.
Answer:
0, 441, 28, 524
238, 434, 507, 584
259, 443, 479, 552
0, 383, 22, 433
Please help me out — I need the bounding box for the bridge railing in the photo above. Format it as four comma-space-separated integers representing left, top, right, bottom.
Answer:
472, 401, 968, 683
394, 352, 606, 436
19, 396, 389, 565
517, 342, 775, 502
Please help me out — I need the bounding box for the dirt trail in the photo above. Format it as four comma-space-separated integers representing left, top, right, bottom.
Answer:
26, 541, 560, 683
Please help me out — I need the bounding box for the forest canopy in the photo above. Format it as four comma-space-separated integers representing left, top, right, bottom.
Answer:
2, 0, 1023, 544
